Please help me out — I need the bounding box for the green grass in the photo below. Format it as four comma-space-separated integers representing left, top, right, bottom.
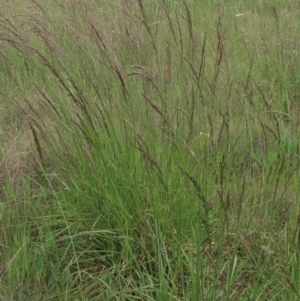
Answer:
1, 0, 300, 300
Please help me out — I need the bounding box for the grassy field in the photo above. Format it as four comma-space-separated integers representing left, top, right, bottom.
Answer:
1, 0, 300, 300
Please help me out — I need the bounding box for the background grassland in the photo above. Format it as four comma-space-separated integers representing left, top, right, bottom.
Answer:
0, 0, 300, 300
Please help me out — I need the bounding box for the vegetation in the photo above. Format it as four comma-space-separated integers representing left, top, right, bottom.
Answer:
1, 0, 300, 300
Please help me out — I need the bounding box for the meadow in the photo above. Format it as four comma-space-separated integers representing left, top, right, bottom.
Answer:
0, 0, 300, 300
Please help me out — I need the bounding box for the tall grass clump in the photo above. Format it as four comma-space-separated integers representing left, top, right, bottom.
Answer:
1, 0, 300, 300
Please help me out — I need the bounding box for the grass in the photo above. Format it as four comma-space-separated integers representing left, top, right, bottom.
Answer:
0, 0, 300, 300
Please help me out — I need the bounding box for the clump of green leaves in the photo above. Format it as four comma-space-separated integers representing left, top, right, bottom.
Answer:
0, 0, 300, 300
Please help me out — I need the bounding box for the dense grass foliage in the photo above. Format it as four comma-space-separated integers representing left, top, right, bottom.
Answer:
1, 0, 300, 300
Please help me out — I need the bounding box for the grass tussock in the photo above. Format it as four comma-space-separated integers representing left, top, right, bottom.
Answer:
1, 0, 300, 300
